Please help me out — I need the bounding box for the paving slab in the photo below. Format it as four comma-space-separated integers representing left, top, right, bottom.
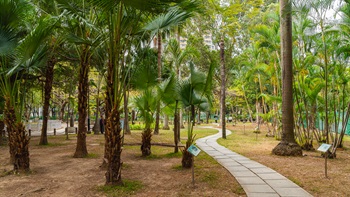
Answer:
265, 179, 299, 188
196, 126, 313, 197
274, 187, 313, 197
243, 184, 275, 193
247, 193, 280, 197
236, 177, 266, 185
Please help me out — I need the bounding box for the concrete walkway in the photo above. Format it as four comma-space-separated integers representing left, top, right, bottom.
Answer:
196, 127, 313, 197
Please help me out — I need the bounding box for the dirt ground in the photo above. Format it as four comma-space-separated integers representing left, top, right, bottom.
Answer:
0, 131, 245, 197
2, 123, 349, 196
224, 123, 350, 197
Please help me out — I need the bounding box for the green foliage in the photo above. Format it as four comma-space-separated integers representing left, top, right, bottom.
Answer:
97, 179, 143, 196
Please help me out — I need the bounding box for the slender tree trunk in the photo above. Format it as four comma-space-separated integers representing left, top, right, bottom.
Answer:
0, 121, 4, 146
40, 56, 56, 145
197, 109, 201, 125
163, 114, 170, 130
173, 101, 179, 153
220, 38, 226, 139
60, 101, 68, 121
272, 0, 302, 156
154, 32, 162, 135
74, 46, 90, 158
131, 110, 135, 124
123, 84, 131, 135
242, 85, 253, 122
93, 95, 101, 134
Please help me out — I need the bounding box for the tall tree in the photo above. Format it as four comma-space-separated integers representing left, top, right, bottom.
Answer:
272, 0, 302, 156
0, 0, 55, 172
57, 0, 101, 157
219, 38, 226, 138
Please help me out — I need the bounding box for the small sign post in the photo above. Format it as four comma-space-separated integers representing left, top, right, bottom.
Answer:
317, 143, 332, 178
187, 144, 201, 187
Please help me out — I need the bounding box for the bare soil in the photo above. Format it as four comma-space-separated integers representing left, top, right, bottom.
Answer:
2, 123, 348, 196
224, 123, 350, 196
0, 131, 245, 197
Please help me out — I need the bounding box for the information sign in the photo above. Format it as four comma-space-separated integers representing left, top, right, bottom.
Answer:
317, 144, 332, 153
187, 144, 201, 156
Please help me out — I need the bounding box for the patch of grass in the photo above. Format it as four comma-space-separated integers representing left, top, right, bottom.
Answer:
196, 152, 218, 165
144, 153, 161, 160
97, 179, 143, 196
0, 170, 13, 178
172, 164, 183, 171
85, 153, 99, 158
163, 151, 182, 158
122, 163, 131, 169
200, 171, 218, 183
288, 176, 303, 187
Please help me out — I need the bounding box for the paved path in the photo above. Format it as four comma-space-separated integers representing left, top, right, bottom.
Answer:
196, 127, 313, 197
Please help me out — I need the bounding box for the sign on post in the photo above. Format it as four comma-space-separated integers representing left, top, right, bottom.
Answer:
317, 143, 332, 178
187, 144, 201, 187
187, 144, 201, 156
317, 144, 331, 153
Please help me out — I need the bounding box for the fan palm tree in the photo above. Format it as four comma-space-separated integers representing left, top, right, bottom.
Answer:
177, 62, 214, 168
0, 0, 57, 172
57, 0, 103, 157
130, 47, 158, 156
89, 0, 173, 185
143, 1, 199, 134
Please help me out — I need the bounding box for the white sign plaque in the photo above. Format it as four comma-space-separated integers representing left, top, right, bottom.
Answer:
317, 144, 332, 153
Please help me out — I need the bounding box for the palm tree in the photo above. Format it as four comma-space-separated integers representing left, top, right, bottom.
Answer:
0, 0, 56, 172
219, 38, 226, 139
177, 62, 214, 168
57, 0, 103, 157
272, 0, 302, 156
130, 47, 158, 156
143, 2, 199, 135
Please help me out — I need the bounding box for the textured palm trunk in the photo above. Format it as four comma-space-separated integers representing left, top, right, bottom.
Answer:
0, 121, 4, 145
74, 47, 90, 158
181, 141, 193, 168
39, 57, 56, 145
141, 127, 152, 156
220, 39, 226, 139
154, 32, 162, 135
105, 106, 123, 185
272, 0, 302, 156
4, 98, 30, 172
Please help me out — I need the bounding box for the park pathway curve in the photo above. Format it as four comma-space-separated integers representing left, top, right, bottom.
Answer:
195, 127, 313, 197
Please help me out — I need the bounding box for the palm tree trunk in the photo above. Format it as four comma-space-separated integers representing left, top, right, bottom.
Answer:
104, 2, 123, 185
74, 46, 89, 158
40, 56, 56, 145
123, 83, 131, 134
174, 101, 179, 153
154, 32, 162, 135
272, 0, 302, 156
4, 97, 30, 172
220, 38, 226, 139
162, 114, 170, 130
105, 106, 123, 185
